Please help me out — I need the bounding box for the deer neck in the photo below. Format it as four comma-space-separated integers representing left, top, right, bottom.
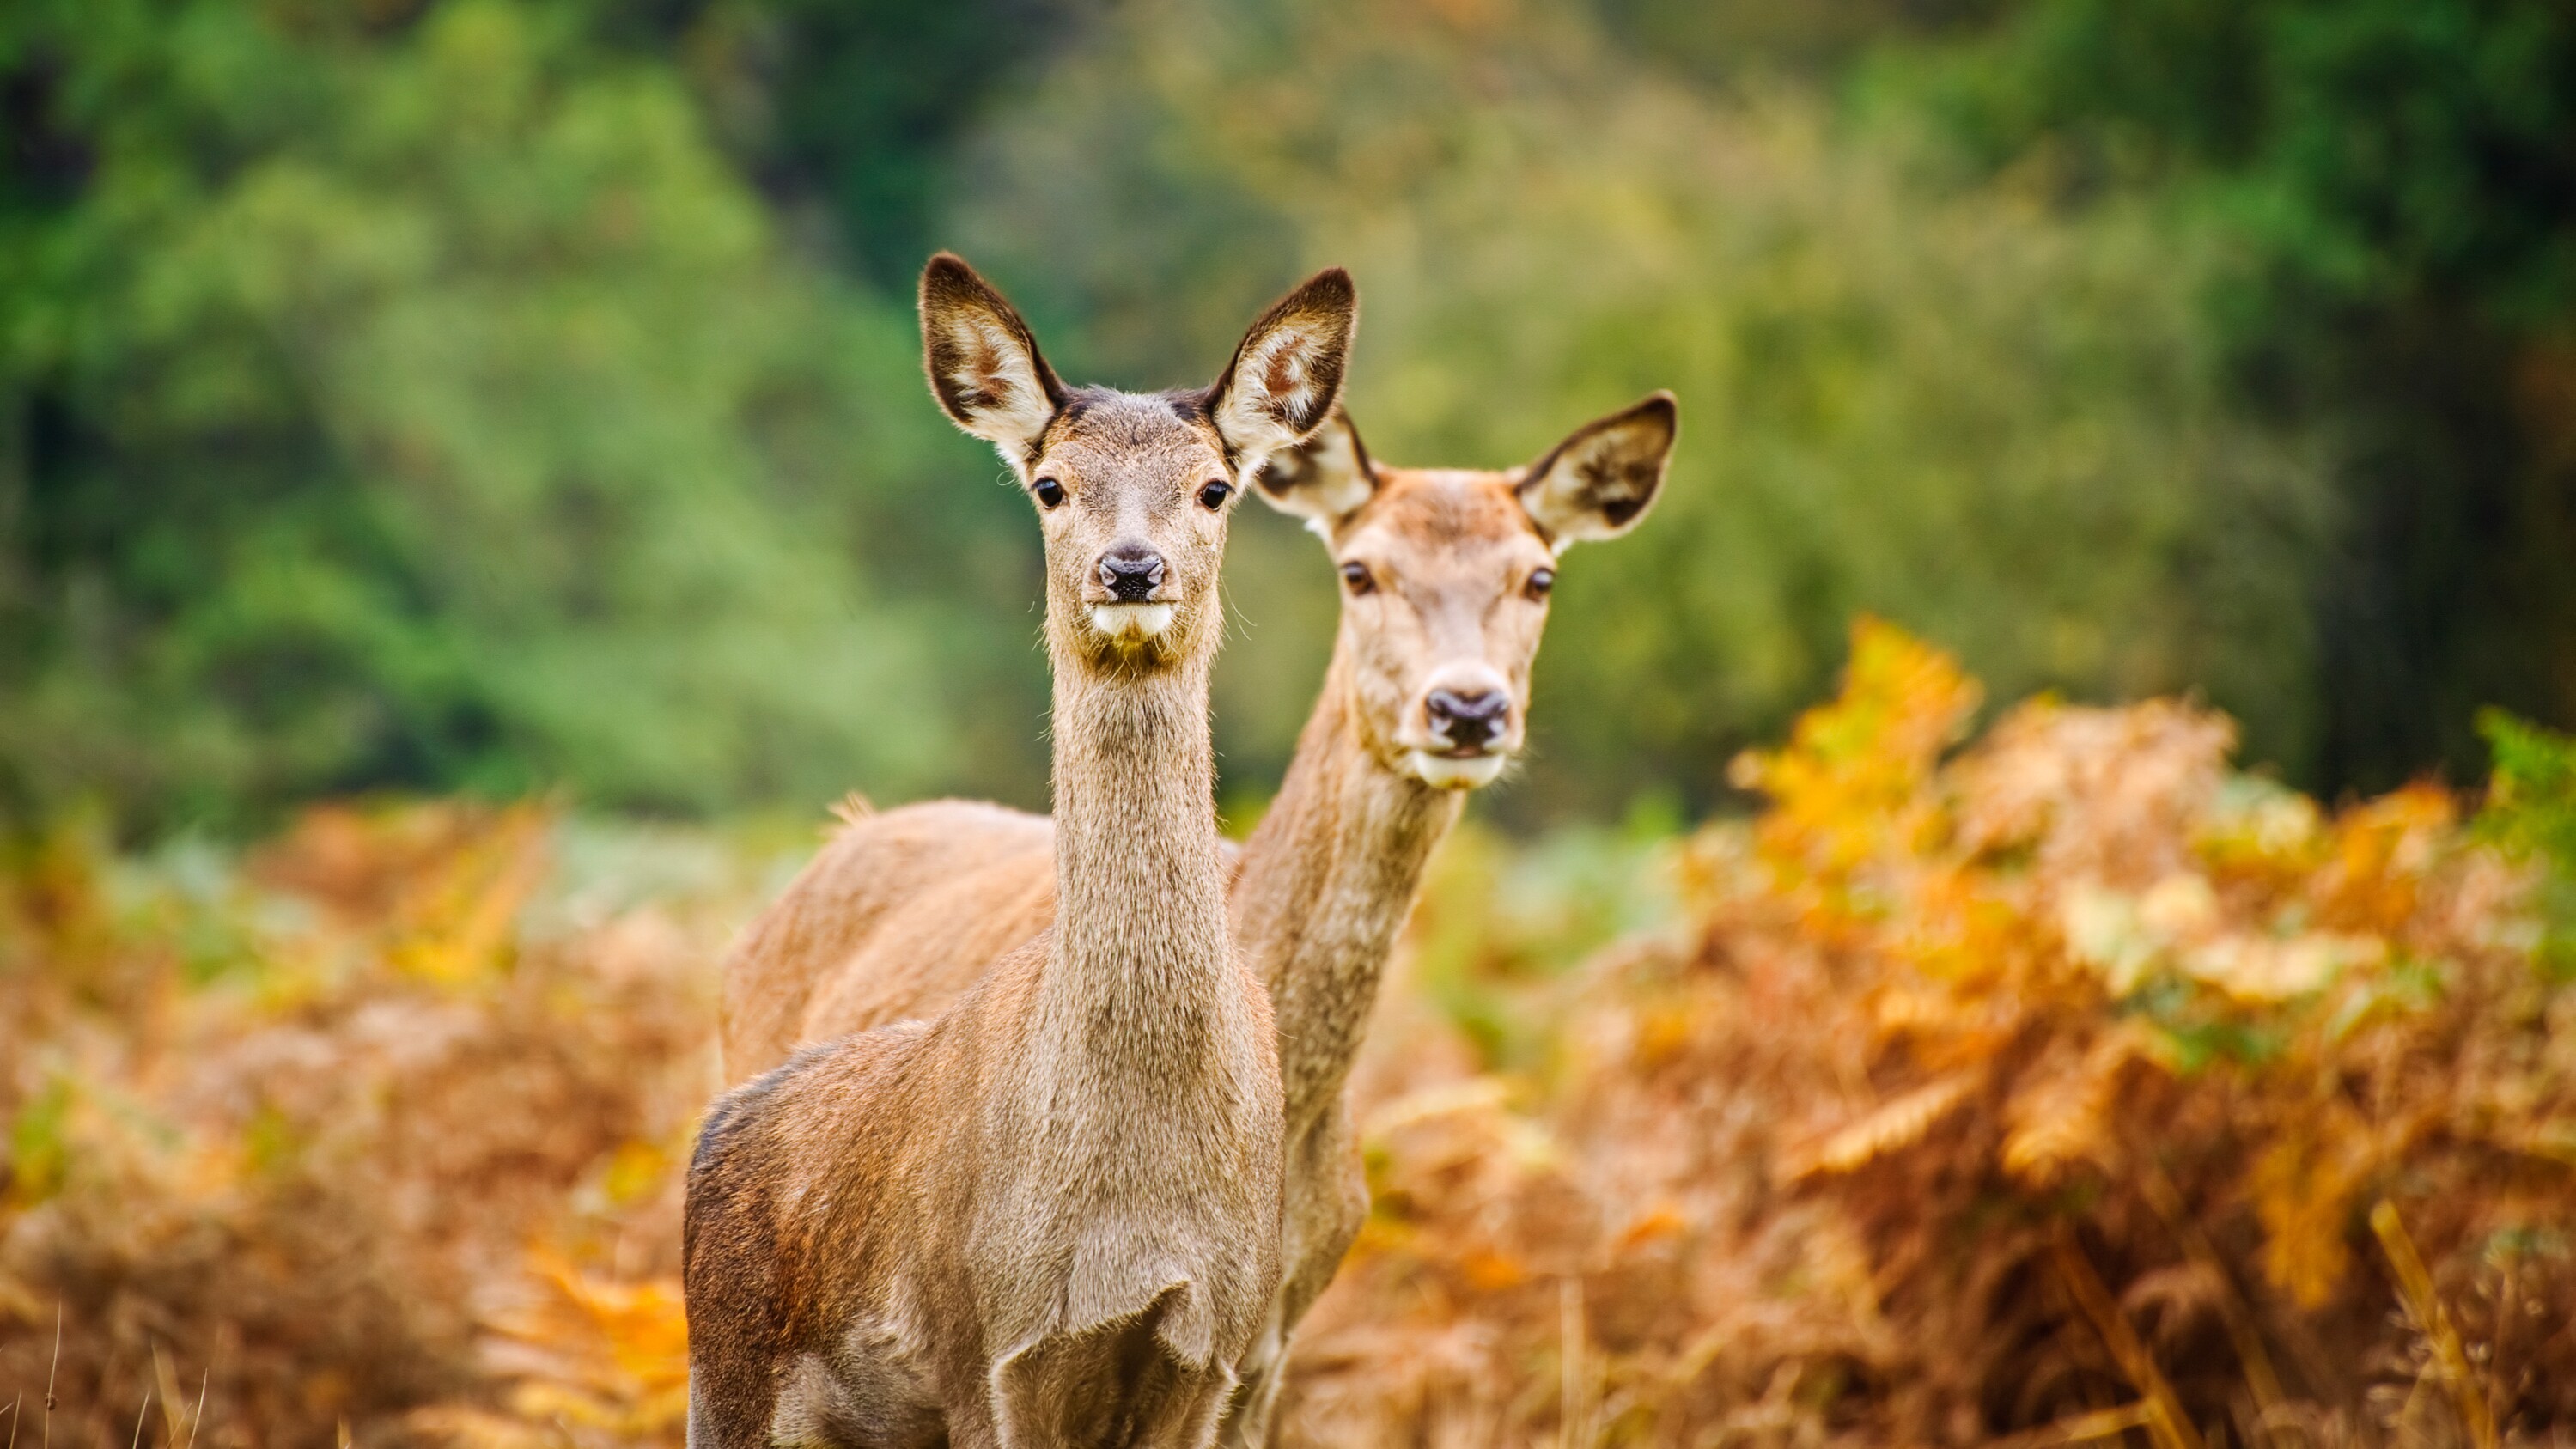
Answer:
1043, 642, 1239, 1062
1231, 647, 1464, 1133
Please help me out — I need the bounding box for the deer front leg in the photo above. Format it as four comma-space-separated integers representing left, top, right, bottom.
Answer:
684, 1087, 797, 1449
1211, 1312, 1288, 1449
1277, 1106, 1370, 1336
764, 1335, 949, 1449
684, 1327, 781, 1449
683, 1238, 797, 1449
1214, 1105, 1369, 1449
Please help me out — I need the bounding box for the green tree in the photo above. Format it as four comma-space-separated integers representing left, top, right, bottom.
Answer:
950, 0, 2328, 823
707, 0, 1093, 288
0, 0, 1037, 833
1903, 0, 2576, 790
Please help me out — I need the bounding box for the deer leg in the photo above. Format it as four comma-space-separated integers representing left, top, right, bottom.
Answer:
1212, 1108, 1367, 1448
1209, 1316, 1287, 1449
684, 1085, 796, 1449
681, 1225, 784, 1449
684, 1336, 781, 1449
1277, 1107, 1369, 1335
762, 1340, 947, 1449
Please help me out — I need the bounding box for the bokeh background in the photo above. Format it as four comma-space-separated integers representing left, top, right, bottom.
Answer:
6, 3, 2576, 1449
7, 0, 2573, 839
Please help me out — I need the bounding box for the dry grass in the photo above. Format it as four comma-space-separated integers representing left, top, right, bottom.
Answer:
0, 803, 748, 1449
1282, 622, 2576, 1449
4, 621, 2573, 1449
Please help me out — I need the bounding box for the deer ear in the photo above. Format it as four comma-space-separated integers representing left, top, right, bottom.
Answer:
1208, 268, 1357, 466
919, 253, 1066, 471
1517, 392, 1677, 550
1253, 407, 1378, 527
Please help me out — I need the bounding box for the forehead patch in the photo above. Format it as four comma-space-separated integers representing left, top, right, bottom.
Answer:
1038, 389, 1226, 467
1361, 470, 1546, 547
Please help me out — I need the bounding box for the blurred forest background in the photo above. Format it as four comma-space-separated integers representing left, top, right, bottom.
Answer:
5, 0, 2573, 839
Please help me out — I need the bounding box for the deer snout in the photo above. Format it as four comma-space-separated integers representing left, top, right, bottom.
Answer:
1425, 687, 1511, 751
1097, 545, 1167, 602
1402, 670, 1517, 790
1087, 543, 1178, 642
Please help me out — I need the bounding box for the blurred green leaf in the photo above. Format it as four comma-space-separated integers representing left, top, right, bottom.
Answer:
2478, 707, 2576, 977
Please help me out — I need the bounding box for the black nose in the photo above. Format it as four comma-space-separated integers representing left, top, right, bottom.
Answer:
1425, 688, 1510, 749
1098, 545, 1166, 603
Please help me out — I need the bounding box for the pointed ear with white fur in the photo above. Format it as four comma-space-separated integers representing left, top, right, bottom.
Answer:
918, 252, 1066, 472
1253, 407, 1379, 529
1207, 268, 1357, 467
1516, 391, 1678, 549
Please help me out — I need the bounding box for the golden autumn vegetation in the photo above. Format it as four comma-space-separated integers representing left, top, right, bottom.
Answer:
6, 623, 2574, 1449
1289, 624, 2576, 1446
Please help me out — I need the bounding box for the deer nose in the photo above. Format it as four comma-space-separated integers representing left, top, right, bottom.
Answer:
1098, 545, 1166, 602
1425, 688, 1510, 750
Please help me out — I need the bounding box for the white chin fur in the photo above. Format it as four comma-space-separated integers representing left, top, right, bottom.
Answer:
1407, 751, 1507, 790
1089, 602, 1176, 640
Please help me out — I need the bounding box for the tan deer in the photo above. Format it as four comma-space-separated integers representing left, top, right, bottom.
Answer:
683, 253, 1357, 1449
719, 391, 1678, 1444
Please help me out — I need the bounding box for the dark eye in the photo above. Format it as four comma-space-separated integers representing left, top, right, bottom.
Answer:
1032, 477, 1066, 509
1199, 478, 1232, 510
1339, 561, 1375, 595
1525, 567, 1556, 600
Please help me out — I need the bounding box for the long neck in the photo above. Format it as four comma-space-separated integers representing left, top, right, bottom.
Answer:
1231, 647, 1464, 1130
1044, 641, 1239, 1064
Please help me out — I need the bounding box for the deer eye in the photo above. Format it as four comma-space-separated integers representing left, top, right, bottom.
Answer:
1199, 478, 1232, 510
1032, 477, 1067, 509
1339, 561, 1375, 595
1525, 567, 1556, 600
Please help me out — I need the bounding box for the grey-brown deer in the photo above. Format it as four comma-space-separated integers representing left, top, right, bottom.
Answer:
720, 388, 1677, 1445
683, 253, 1357, 1449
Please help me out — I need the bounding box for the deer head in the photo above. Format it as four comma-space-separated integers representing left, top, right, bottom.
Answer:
921, 253, 1357, 671
1255, 392, 1677, 788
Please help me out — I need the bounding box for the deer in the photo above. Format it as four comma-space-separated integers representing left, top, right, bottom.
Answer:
682, 253, 1359, 1449
718, 387, 1678, 1445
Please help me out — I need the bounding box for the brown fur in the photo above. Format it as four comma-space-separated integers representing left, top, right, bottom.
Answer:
684, 254, 1357, 1449
717, 394, 1678, 1446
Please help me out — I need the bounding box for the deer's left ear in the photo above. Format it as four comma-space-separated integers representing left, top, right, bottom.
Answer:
1209, 268, 1358, 467
1517, 391, 1677, 550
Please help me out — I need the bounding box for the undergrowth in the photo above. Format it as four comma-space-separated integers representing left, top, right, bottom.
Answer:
1287, 623, 2576, 1448
0, 806, 759, 1449
4, 621, 2573, 1449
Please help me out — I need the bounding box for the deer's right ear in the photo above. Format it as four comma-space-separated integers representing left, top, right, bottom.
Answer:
919, 253, 1066, 472
1253, 408, 1378, 528
1208, 268, 1357, 468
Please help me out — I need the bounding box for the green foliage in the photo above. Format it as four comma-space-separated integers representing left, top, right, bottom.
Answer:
713, 0, 1092, 287
0, 0, 1040, 833
1915, 0, 2576, 317
2, 0, 2565, 837
2479, 708, 2576, 976
1895, 0, 2576, 791
950, 0, 2329, 821
1404, 808, 1684, 1071
1594, 0, 1992, 81
6, 1075, 71, 1206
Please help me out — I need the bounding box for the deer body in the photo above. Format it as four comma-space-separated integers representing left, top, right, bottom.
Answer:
718, 396, 1679, 1446
685, 257, 1358, 1449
